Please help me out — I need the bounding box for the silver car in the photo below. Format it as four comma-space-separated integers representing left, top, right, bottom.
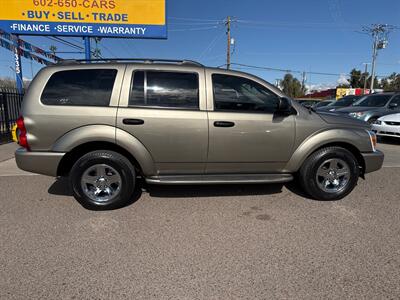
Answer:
372, 113, 400, 138
15, 59, 384, 209
336, 92, 400, 123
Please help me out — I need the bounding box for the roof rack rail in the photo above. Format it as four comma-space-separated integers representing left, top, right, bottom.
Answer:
57, 58, 204, 67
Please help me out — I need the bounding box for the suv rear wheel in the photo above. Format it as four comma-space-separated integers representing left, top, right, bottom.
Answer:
70, 150, 136, 210
299, 147, 360, 200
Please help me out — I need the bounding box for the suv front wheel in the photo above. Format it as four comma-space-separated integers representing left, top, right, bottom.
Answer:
299, 147, 360, 200
70, 150, 136, 210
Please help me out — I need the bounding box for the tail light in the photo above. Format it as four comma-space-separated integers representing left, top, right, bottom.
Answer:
16, 116, 30, 150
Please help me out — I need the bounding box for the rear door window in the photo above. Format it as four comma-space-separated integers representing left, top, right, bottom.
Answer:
129, 71, 199, 109
41, 69, 117, 106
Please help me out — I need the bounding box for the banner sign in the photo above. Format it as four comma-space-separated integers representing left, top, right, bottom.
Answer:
0, 37, 55, 65
0, 0, 167, 38
0, 29, 61, 62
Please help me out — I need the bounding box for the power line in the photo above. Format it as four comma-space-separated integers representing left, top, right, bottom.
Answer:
169, 22, 222, 26
169, 17, 223, 22
198, 31, 225, 60
46, 36, 83, 50
229, 62, 391, 79
99, 42, 118, 58
169, 26, 220, 32
52, 37, 84, 49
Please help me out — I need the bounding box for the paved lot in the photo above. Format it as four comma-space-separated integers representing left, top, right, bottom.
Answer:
0, 141, 399, 299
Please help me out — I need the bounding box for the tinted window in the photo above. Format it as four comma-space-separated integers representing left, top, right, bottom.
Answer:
129, 71, 199, 109
331, 97, 359, 107
212, 74, 279, 113
130, 71, 145, 105
353, 94, 392, 107
314, 101, 333, 108
389, 95, 400, 106
41, 69, 117, 106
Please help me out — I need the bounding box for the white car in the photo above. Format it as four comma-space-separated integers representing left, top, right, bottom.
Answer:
372, 113, 400, 138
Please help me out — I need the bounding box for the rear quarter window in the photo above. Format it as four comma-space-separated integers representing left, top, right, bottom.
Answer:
41, 69, 117, 106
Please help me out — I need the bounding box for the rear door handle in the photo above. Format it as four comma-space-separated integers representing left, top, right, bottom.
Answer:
123, 118, 144, 125
214, 121, 235, 128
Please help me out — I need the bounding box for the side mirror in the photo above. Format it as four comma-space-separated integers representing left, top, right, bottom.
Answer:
277, 97, 292, 113
389, 102, 398, 109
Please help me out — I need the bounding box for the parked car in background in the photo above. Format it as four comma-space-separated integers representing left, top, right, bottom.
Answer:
336, 92, 400, 124
312, 99, 335, 109
296, 99, 319, 108
372, 113, 400, 139
316, 95, 363, 112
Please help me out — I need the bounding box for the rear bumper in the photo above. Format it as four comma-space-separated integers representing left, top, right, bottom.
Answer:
361, 150, 384, 174
15, 148, 65, 177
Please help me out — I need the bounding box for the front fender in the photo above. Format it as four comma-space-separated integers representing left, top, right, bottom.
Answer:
284, 128, 373, 172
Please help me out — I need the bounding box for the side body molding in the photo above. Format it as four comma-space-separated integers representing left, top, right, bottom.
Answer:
52, 125, 156, 176
284, 128, 372, 172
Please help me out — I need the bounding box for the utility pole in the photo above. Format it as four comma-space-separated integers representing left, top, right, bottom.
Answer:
370, 34, 378, 91
362, 24, 394, 92
362, 63, 370, 95
93, 38, 102, 59
301, 71, 306, 94
225, 16, 231, 69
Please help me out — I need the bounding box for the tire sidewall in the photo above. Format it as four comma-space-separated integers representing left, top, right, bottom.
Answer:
302, 148, 359, 200
71, 151, 135, 210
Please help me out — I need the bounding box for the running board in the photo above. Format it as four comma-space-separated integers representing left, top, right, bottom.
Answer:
145, 174, 293, 185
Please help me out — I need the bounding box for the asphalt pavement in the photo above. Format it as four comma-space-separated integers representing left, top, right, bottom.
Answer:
0, 141, 399, 299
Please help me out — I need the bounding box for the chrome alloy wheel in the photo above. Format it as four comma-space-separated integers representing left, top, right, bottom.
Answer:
80, 164, 122, 203
316, 158, 351, 194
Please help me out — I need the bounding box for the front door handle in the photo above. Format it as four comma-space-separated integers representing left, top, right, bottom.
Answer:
123, 118, 145, 125
214, 121, 235, 128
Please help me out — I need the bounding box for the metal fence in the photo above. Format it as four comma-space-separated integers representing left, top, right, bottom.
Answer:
0, 88, 24, 144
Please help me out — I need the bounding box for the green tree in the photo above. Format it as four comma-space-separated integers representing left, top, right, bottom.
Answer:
49, 45, 57, 55
349, 68, 362, 88
281, 73, 306, 98
380, 73, 400, 91
359, 71, 370, 89
366, 76, 379, 90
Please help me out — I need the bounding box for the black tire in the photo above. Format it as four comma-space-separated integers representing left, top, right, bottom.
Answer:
299, 147, 359, 201
367, 117, 378, 124
70, 150, 136, 210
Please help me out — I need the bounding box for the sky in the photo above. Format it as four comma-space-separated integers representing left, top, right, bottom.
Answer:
0, 0, 399, 91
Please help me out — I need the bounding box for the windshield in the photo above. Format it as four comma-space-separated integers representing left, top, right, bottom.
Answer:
314, 101, 332, 108
353, 94, 392, 107
331, 97, 359, 107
